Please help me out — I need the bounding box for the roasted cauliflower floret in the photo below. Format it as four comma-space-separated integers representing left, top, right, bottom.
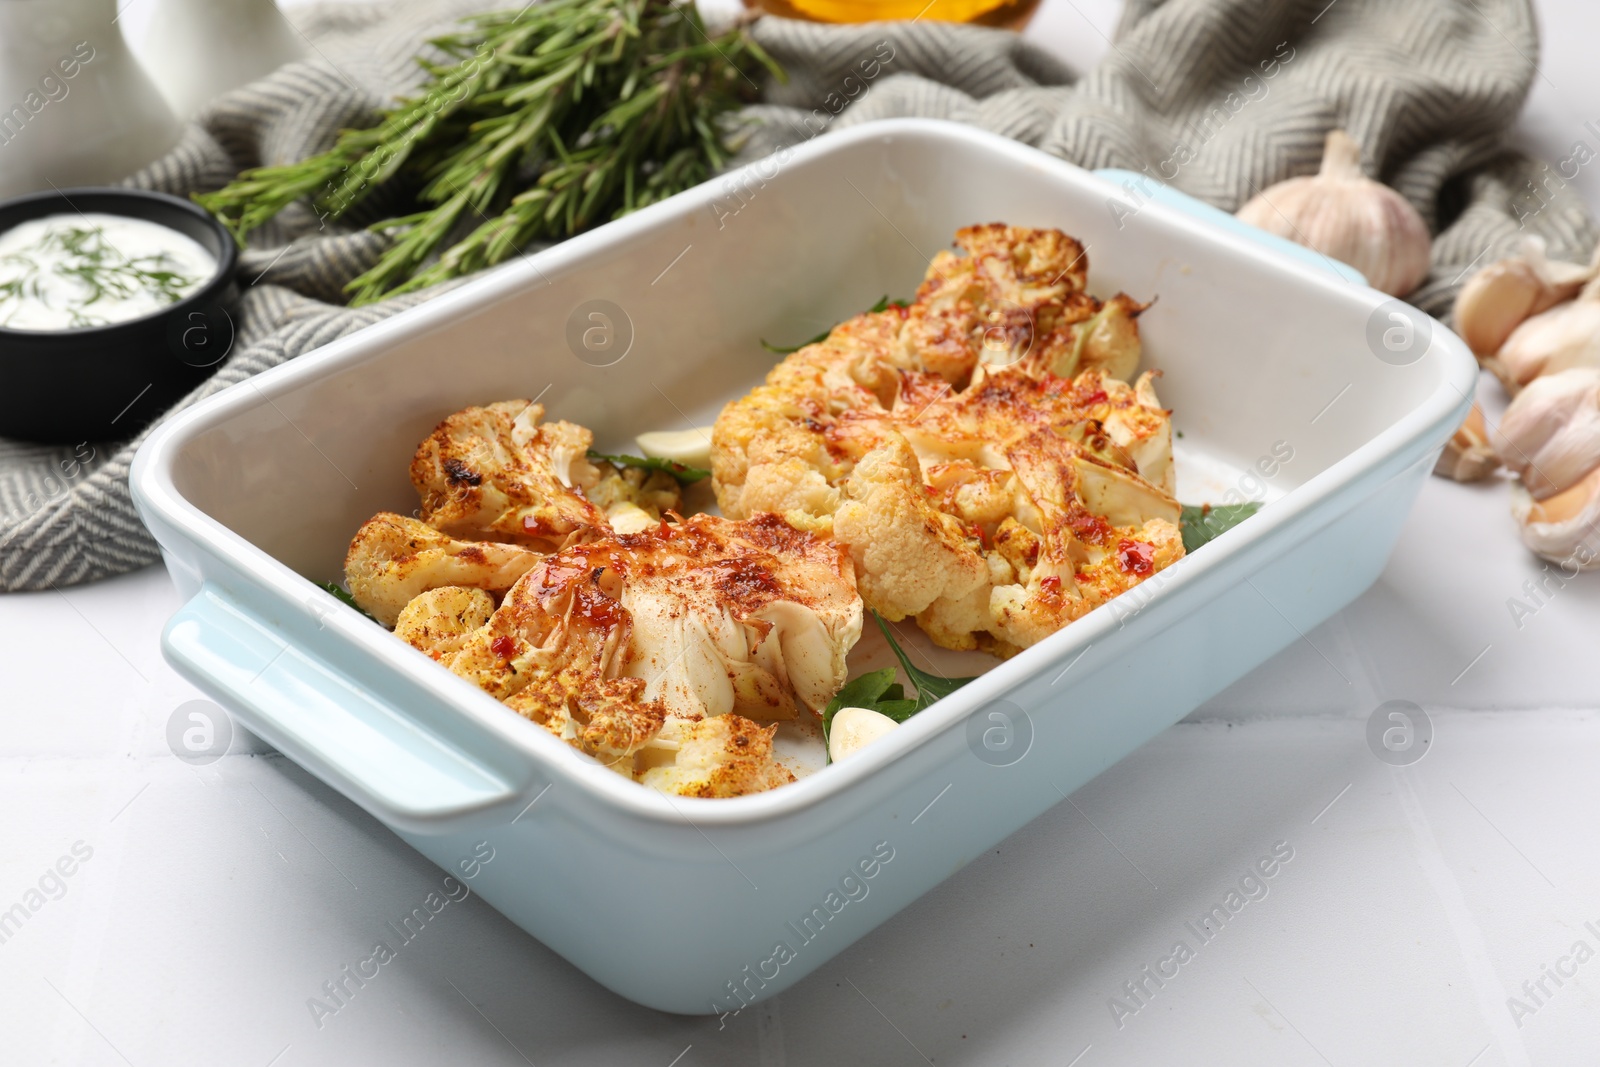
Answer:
393, 586, 495, 660
713, 224, 1181, 655
832, 438, 988, 621
440, 512, 861, 796
638, 716, 795, 798
343, 512, 543, 627
902, 223, 1146, 386
410, 400, 607, 548
712, 393, 847, 526
565, 678, 671, 770
587, 461, 682, 534
408, 400, 683, 544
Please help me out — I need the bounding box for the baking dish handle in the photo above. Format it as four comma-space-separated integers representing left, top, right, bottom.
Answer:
163, 582, 520, 831
1093, 169, 1369, 286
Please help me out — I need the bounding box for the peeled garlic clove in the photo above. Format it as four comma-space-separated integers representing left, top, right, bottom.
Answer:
1511, 465, 1600, 570
828, 706, 899, 762
1236, 129, 1432, 298
1433, 403, 1500, 482
1493, 275, 1600, 392
1452, 236, 1595, 359
636, 427, 714, 469
1492, 367, 1600, 498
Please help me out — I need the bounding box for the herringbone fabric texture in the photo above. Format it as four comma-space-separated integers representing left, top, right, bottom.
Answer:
0, 0, 1588, 591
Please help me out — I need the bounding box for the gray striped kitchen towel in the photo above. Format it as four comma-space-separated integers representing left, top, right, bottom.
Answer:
1, 0, 1590, 591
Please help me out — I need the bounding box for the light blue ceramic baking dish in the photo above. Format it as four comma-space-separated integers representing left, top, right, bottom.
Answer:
130, 119, 1474, 1014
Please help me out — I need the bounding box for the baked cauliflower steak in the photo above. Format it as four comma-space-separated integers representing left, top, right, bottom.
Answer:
714, 224, 1182, 656
341, 394, 862, 799
437, 512, 863, 797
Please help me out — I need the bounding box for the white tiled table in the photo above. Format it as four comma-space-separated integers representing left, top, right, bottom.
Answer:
9, 3, 1600, 1064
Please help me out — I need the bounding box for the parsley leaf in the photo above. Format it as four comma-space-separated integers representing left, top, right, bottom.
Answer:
1179, 502, 1261, 552
587, 449, 709, 484
760, 295, 901, 354
875, 614, 978, 713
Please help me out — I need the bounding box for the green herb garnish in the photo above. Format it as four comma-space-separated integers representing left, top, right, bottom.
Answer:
317, 580, 376, 622
1179, 502, 1261, 552
822, 667, 917, 746
195, 0, 780, 306
588, 448, 709, 483
876, 613, 978, 712
821, 615, 978, 761
760, 295, 901, 354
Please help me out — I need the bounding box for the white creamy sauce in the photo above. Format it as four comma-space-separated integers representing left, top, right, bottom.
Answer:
0, 212, 217, 331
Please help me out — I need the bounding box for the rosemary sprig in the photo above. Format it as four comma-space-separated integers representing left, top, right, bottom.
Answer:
195, 0, 779, 306
587, 448, 709, 483
760, 296, 903, 354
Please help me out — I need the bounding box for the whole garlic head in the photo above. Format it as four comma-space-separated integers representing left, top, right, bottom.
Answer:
1452, 236, 1595, 360
1490, 274, 1600, 393
1493, 367, 1600, 499
1511, 466, 1600, 571
1236, 129, 1432, 298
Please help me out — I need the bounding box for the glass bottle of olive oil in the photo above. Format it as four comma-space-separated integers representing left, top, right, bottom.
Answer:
748, 0, 1039, 28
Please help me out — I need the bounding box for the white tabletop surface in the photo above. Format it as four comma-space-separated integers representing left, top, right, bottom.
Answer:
11, 2, 1600, 1065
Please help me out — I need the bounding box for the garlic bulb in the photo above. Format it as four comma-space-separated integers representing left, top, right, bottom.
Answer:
1511, 466, 1600, 570
1493, 367, 1600, 499
828, 706, 899, 762
1433, 403, 1499, 482
1236, 129, 1432, 297
1452, 236, 1596, 359
1490, 274, 1600, 392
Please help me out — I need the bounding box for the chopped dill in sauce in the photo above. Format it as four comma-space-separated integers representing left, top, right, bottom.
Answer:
0, 213, 215, 331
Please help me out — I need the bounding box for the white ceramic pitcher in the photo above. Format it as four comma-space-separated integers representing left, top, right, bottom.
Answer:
131, 0, 307, 119
0, 0, 182, 199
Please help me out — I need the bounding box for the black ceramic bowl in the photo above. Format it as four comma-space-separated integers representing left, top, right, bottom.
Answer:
0, 187, 239, 444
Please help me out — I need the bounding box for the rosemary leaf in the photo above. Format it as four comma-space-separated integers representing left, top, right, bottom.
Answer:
760, 296, 901, 355
586, 449, 709, 483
